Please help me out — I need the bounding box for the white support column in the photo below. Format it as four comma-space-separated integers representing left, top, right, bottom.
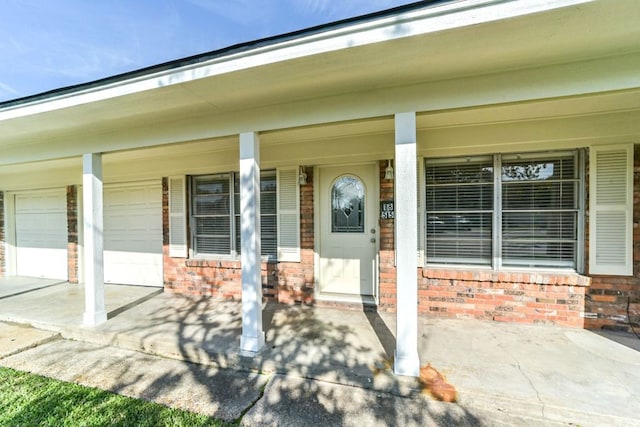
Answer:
239, 132, 265, 355
394, 112, 420, 377
82, 153, 107, 326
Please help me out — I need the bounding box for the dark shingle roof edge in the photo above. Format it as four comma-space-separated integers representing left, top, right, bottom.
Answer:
0, 1, 447, 109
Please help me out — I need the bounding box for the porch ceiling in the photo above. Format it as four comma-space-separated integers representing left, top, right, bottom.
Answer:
0, 0, 639, 165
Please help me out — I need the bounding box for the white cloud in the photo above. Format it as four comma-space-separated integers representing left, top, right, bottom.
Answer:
0, 81, 20, 97
184, 0, 266, 26
292, 0, 411, 19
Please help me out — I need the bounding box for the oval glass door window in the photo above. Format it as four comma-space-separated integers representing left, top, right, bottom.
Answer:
331, 176, 365, 232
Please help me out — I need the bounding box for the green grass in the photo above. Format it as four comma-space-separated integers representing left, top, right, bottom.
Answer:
0, 367, 233, 427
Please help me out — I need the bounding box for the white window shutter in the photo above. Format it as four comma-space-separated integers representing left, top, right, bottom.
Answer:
168, 176, 188, 258
417, 158, 424, 264
589, 145, 633, 275
277, 167, 300, 262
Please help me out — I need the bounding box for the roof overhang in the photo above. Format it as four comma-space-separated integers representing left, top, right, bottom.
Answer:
1, 0, 639, 165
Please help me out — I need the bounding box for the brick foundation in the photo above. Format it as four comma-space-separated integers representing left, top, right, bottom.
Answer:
418, 268, 589, 328
584, 145, 640, 332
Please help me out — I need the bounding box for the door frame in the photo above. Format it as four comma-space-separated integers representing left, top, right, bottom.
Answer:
314, 162, 380, 305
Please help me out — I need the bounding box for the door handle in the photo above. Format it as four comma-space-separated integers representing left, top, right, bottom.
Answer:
370, 238, 376, 243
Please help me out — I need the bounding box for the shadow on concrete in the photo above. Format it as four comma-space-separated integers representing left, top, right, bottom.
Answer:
0, 280, 483, 424
0, 277, 67, 300
592, 329, 640, 352
107, 288, 164, 320
364, 307, 396, 359
90, 295, 483, 425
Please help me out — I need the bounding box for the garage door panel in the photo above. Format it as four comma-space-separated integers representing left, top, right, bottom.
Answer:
103, 184, 162, 287
15, 191, 68, 280
16, 217, 66, 248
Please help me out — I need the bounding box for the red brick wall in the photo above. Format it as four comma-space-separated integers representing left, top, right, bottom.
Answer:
418, 269, 588, 328
161, 160, 599, 329
66, 185, 79, 284
585, 145, 640, 332
162, 170, 315, 303
378, 160, 397, 311
277, 167, 315, 303
0, 191, 4, 277
376, 161, 589, 328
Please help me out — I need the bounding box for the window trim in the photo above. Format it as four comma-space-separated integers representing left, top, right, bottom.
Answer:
425, 154, 494, 267
189, 170, 277, 261
589, 144, 633, 276
424, 150, 585, 273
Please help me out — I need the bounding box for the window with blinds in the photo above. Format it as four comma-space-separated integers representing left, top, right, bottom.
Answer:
425, 156, 494, 266
192, 173, 232, 255
501, 153, 579, 268
425, 151, 582, 270
192, 170, 277, 258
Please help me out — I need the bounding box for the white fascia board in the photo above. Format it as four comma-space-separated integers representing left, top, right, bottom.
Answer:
0, 51, 636, 167
0, 0, 590, 121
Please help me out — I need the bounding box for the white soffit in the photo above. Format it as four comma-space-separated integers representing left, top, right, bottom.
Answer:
417, 88, 640, 129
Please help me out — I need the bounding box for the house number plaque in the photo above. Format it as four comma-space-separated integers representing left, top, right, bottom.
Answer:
380, 200, 394, 219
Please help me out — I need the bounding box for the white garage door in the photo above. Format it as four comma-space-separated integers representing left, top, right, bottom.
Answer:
104, 183, 163, 287
15, 190, 68, 280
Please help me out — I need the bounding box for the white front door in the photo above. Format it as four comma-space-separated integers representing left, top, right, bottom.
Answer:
318, 164, 378, 302
14, 190, 68, 280
103, 183, 163, 287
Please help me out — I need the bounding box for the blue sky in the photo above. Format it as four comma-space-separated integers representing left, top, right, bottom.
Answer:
0, 0, 417, 102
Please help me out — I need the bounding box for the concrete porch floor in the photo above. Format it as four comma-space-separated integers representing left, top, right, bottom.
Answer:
1, 277, 640, 426
0, 278, 162, 327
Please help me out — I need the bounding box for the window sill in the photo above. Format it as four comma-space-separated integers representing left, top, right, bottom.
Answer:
422, 266, 591, 287
185, 256, 277, 268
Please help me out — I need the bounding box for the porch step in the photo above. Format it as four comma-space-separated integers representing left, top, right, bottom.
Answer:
0, 321, 61, 360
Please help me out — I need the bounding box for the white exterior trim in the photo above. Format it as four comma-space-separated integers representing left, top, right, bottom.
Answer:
168, 176, 188, 258
589, 144, 634, 276
276, 167, 301, 262
417, 157, 425, 266
393, 112, 420, 377
3, 54, 639, 167
82, 153, 107, 326
4, 192, 16, 277
239, 132, 265, 355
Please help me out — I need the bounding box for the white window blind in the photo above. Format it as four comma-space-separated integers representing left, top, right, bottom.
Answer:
192, 173, 232, 255
501, 153, 579, 268
192, 171, 278, 258
425, 150, 584, 270
168, 176, 187, 257
417, 158, 424, 263
277, 167, 300, 262
234, 170, 277, 257
425, 156, 494, 266
590, 145, 633, 275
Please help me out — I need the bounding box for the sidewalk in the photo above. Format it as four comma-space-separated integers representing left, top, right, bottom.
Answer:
1, 283, 639, 426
